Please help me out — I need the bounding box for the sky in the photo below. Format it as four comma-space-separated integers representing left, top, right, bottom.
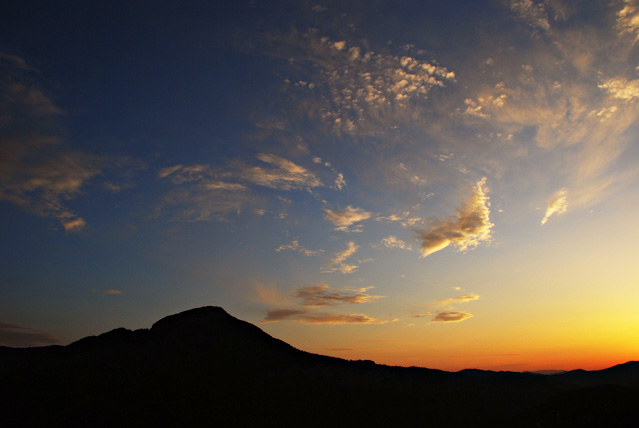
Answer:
1, 0, 638, 371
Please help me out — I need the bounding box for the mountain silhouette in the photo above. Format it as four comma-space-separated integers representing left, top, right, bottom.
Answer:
1, 306, 637, 427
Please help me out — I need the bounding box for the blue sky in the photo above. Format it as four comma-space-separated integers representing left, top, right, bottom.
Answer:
2, 0, 639, 371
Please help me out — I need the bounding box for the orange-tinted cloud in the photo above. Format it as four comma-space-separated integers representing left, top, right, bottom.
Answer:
295, 284, 383, 306
262, 308, 384, 324
417, 178, 493, 257
324, 206, 372, 232
432, 311, 474, 323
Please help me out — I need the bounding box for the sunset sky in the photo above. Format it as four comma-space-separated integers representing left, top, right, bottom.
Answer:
2, 0, 638, 371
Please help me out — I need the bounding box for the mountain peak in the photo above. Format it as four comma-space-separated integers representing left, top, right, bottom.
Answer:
150, 306, 232, 332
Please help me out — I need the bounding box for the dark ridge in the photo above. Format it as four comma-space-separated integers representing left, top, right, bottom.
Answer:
1, 306, 637, 428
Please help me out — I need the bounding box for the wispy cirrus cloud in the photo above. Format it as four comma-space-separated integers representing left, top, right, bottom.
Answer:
417, 178, 493, 257
261, 282, 384, 324
324, 206, 372, 232
541, 188, 567, 225
0, 321, 63, 347
158, 153, 326, 221
295, 284, 383, 306
160, 153, 322, 191
263, 309, 385, 324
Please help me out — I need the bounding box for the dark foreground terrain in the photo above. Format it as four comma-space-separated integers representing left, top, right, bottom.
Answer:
1, 306, 638, 427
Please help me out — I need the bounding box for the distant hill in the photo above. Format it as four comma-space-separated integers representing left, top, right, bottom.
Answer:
1, 306, 638, 427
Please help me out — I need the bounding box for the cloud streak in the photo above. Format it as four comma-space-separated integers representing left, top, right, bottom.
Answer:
262, 309, 385, 324
158, 153, 332, 221
91, 289, 122, 295
434, 294, 480, 307
417, 178, 493, 257
0, 322, 62, 347
261, 282, 384, 324
295, 284, 383, 306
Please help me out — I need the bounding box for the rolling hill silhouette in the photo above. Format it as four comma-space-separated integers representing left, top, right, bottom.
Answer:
1, 306, 637, 427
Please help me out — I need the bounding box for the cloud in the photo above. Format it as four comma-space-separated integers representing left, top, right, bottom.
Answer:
271, 31, 455, 135
159, 154, 322, 191
330, 241, 359, 265
157, 153, 327, 221
262, 308, 384, 324
263, 308, 308, 322
617, 0, 639, 43
157, 164, 184, 179
322, 241, 360, 274
417, 178, 493, 257
0, 55, 103, 231
324, 206, 372, 232
599, 77, 639, 100
276, 240, 324, 256
0, 322, 63, 347
380, 235, 412, 251
431, 312, 474, 323
237, 153, 322, 190
507, 0, 550, 31
295, 284, 383, 306
411, 312, 433, 318
91, 289, 122, 294
160, 185, 249, 222
295, 313, 385, 325
541, 188, 567, 225
261, 281, 384, 324
434, 294, 480, 307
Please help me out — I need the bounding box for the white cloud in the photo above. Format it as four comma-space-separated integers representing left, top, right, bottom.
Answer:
541, 188, 568, 225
